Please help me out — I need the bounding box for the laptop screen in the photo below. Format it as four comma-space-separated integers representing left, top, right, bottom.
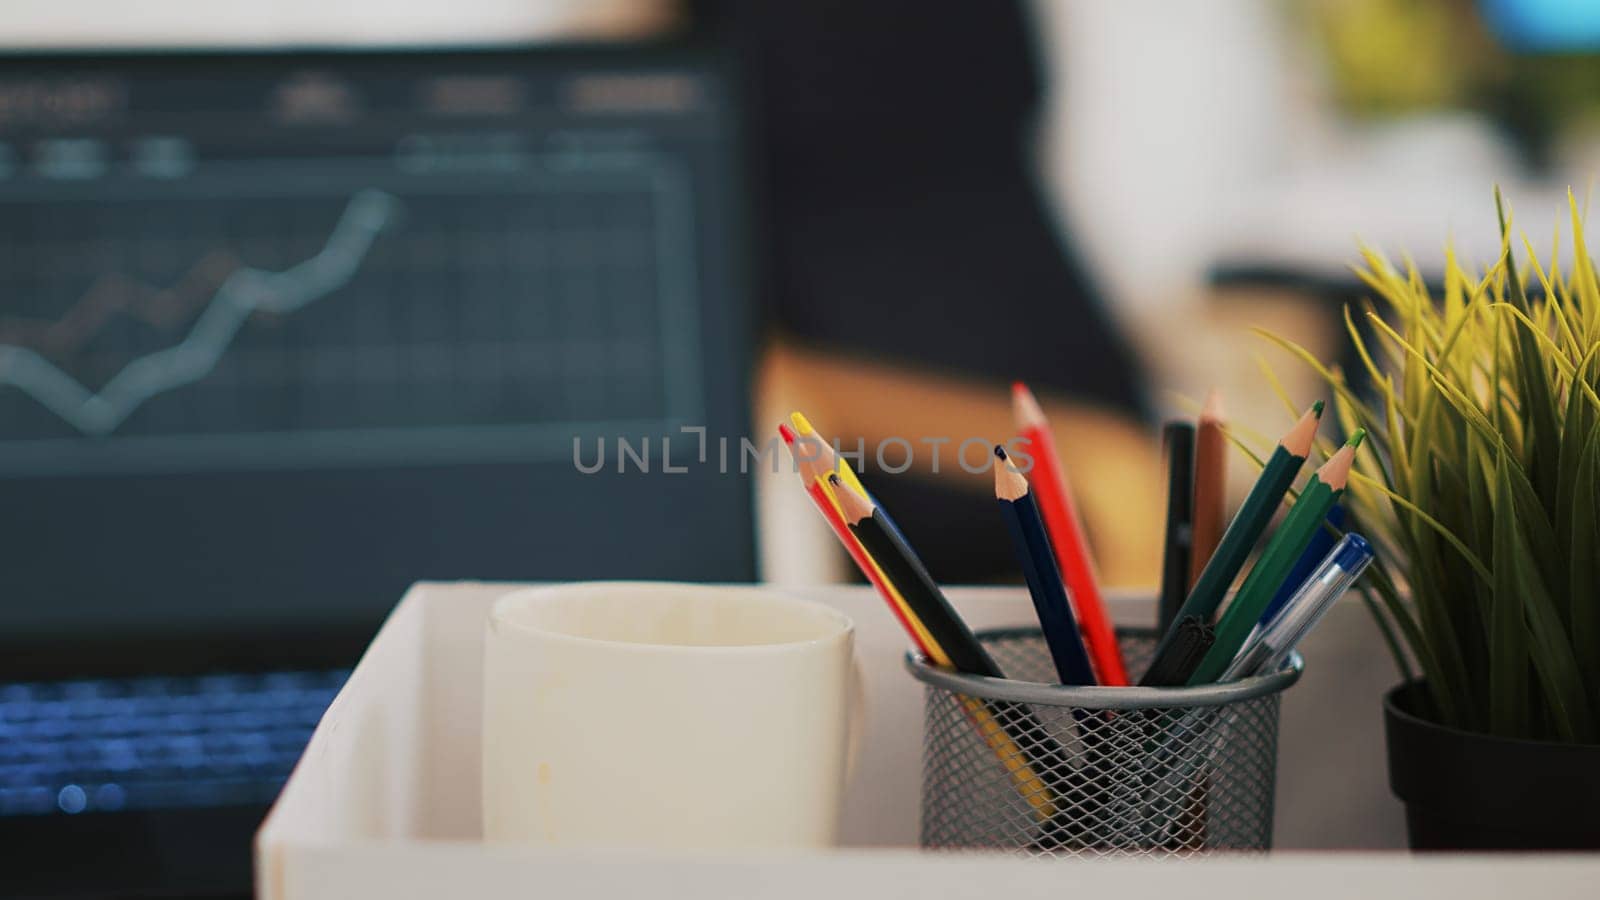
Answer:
0, 46, 756, 671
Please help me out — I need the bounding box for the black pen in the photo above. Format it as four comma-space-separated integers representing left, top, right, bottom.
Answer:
1139, 616, 1214, 687
1157, 422, 1196, 635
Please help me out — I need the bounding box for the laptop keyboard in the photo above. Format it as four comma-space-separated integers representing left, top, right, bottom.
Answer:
0, 669, 348, 816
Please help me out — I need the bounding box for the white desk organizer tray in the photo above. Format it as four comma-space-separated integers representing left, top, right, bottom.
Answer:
257, 582, 1600, 899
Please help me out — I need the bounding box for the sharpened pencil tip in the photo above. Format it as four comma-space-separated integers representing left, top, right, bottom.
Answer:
1280, 401, 1324, 457
1348, 428, 1366, 449
1200, 389, 1224, 423
1011, 381, 1046, 429
1312, 399, 1325, 418
777, 423, 796, 445
789, 411, 815, 436
993, 445, 1029, 500
1316, 439, 1360, 490
828, 471, 873, 524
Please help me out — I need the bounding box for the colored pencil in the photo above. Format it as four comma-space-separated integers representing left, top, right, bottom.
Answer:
1188, 431, 1363, 685
992, 448, 1116, 847
1188, 390, 1227, 589
789, 411, 869, 499
779, 424, 939, 657
1259, 504, 1346, 627
1146, 400, 1323, 671
782, 429, 1056, 819
1011, 383, 1127, 685
832, 475, 1004, 678
789, 409, 919, 546
1157, 421, 1196, 635
831, 479, 1056, 823
993, 446, 1097, 686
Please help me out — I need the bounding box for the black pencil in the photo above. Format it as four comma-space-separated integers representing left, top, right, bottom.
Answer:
993, 446, 1096, 686
1157, 422, 1196, 635
831, 476, 1004, 678
831, 474, 1075, 825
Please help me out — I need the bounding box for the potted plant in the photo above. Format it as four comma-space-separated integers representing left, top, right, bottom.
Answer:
1261, 190, 1600, 850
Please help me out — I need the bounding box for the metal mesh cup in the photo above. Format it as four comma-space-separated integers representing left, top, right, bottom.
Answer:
906, 627, 1302, 857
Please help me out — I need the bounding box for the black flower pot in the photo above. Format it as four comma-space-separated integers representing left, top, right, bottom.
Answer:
1384, 682, 1600, 850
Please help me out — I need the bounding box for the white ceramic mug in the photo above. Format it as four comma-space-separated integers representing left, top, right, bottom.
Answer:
483, 582, 858, 850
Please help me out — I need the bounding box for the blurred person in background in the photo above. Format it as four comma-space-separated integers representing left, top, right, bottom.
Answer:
708, 0, 1166, 587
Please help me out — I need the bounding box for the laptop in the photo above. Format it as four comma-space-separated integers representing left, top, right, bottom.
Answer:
0, 40, 757, 897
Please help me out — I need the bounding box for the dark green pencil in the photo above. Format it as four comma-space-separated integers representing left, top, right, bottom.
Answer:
1188, 431, 1363, 684
1143, 401, 1323, 678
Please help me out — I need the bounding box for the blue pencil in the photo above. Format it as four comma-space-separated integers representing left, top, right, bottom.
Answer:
994, 446, 1097, 686
1258, 504, 1346, 626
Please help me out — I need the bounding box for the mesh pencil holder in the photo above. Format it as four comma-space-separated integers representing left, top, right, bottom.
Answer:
906, 627, 1302, 857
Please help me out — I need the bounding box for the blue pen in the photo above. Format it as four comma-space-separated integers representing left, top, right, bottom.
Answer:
1223, 533, 1374, 680
1258, 504, 1346, 626
1149, 534, 1375, 847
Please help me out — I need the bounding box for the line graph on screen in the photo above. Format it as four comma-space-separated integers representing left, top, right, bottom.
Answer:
0, 155, 703, 475
0, 249, 241, 358
0, 189, 398, 436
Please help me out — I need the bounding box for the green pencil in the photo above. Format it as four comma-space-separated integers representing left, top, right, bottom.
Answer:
1188, 430, 1364, 684
1142, 401, 1323, 679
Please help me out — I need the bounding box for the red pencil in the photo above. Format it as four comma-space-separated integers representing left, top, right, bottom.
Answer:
1010, 382, 1128, 685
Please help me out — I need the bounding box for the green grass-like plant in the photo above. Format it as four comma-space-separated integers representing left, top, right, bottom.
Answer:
1257, 189, 1600, 743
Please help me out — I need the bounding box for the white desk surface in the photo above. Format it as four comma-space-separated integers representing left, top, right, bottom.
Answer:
259, 582, 1595, 900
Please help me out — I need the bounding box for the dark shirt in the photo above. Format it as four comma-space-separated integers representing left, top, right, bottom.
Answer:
703, 0, 1150, 581
719, 0, 1149, 417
